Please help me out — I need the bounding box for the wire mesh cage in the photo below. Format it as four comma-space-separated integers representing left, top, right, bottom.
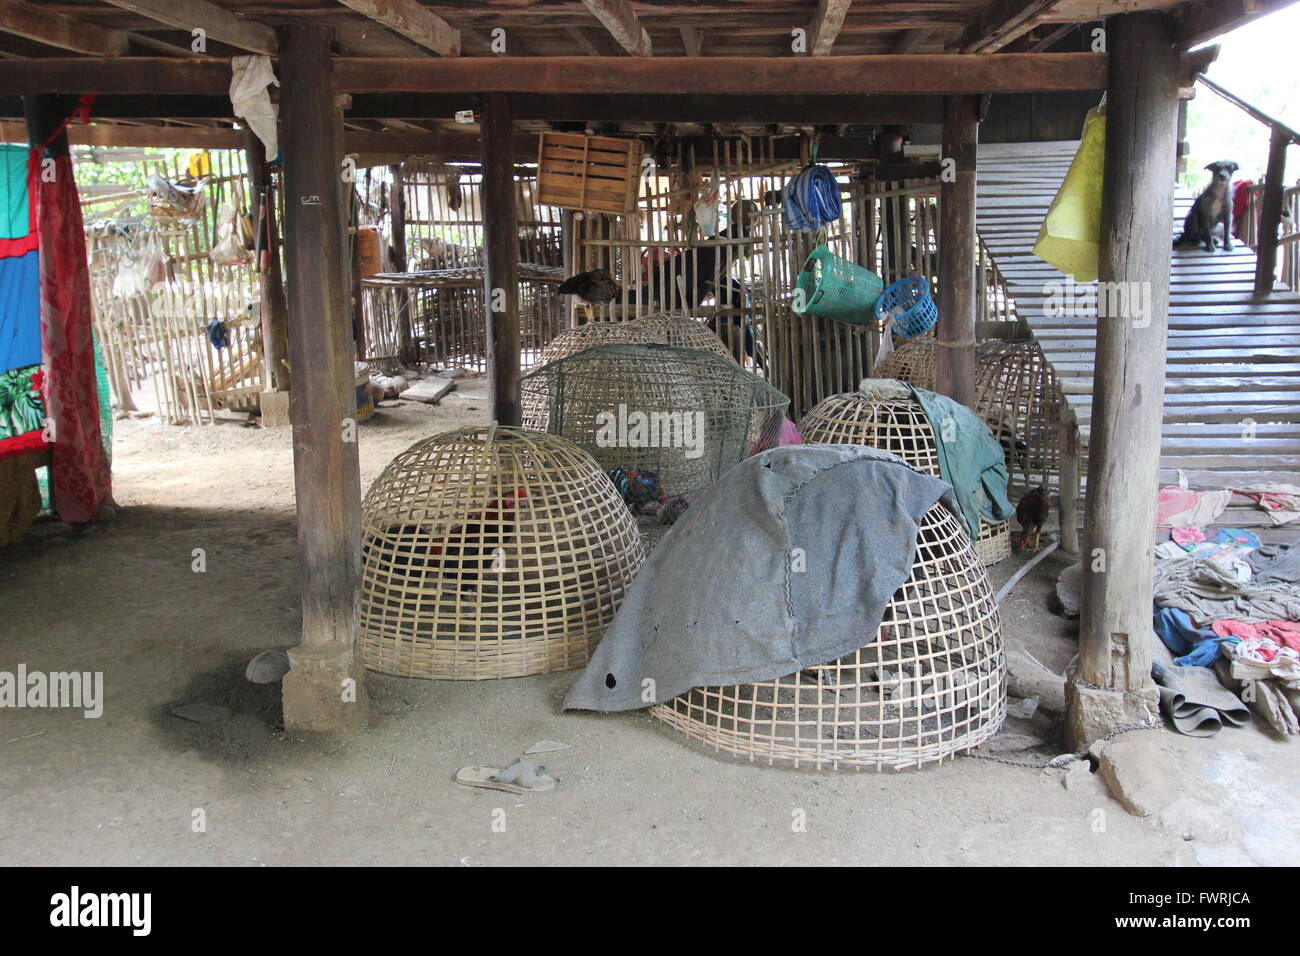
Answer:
798, 390, 1011, 566
537, 321, 659, 367
650, 501, 1005, 770
632, 311, 736, 360
520, 343, 789, 496
359, 426, 646, 680
874, 338, 1063, 497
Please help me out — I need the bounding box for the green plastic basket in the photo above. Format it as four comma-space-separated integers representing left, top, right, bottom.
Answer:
793, 244, 884, 325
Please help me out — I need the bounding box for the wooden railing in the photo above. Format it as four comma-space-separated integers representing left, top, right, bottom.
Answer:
1196, 75, 1300, 294
1236, 181, 1300, 292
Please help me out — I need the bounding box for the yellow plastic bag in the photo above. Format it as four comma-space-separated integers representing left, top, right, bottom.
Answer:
1032, 103, 1105, 282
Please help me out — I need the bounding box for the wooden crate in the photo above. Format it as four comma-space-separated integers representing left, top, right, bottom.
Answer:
537, 132, 643, 215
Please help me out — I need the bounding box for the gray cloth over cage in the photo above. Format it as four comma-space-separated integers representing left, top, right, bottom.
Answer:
563, 445, 961, 712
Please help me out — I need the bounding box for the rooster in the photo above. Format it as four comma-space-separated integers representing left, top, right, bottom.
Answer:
1015, 486, 1051, 553
558, 269, 621, 321
367, 488, 529, 581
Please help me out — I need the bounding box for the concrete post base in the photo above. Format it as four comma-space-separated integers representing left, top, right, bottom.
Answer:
282, 644, 369, 732
260, 390, 291, 427
1064, 679, 1160, 752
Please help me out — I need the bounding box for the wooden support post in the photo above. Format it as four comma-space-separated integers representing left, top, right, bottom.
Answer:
244, 128, 290, 397
935, 94, 979, 407
561, 208, 577, 330
480, 92, 521, 426
388, 161, 416, 365
277, 23, 368, 732
1057, 404, 1081, 555
1068, 11, 1178, 748
1254, 127, 1287, 295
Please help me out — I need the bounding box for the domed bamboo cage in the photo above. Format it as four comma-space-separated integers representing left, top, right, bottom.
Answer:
650, 501, 1005, 771
358, 426, 646, 680
874, 338, 1063, 497
798, 390, 1011, 566
537, 321, 658, 367
632, 311, 735, 361
520, 343, 789, 496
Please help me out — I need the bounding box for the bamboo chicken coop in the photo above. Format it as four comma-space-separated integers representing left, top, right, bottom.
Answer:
358, 426, 646, 680
651, 500, 1005, 771
798, 389, 1012, 565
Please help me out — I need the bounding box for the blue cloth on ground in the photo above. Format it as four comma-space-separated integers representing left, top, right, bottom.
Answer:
1153, 606, 1239, 667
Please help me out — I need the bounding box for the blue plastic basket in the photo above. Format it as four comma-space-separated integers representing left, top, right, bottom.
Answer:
875, 277, 937, 339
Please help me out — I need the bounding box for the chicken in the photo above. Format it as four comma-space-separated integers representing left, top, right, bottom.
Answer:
367, 488, 529, 581
558, 269, 621, 321
1015, 486, 1051, 553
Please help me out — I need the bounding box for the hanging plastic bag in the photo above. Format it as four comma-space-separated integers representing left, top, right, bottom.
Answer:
112, 257, 147, 298
1032, 102, 1105, 282
140, 232, 167, 288
211, 200, 251, 266
693, 182, 719, 237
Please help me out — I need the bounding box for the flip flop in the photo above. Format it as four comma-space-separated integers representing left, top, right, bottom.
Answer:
454, 762, 556, 794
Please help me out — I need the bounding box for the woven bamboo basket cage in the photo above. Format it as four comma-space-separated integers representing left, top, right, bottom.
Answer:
874, 338, 1063, 497
797, 390, 1011, 566
632, 312, 735, 361
520, 343, 789, 496
358, 426, 646, 680
650, 501, 1005, 771
537, 321, 658, 367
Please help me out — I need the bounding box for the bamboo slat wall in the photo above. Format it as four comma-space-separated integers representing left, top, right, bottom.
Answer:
573, 143, 941, 419
359, 164, 565, 370
84, 148, 263, 425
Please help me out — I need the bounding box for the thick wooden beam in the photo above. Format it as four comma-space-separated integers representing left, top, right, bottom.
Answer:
1071, 11, 1179, 747
335, 0, 459, 57
98, 0, 277, 56
956, 0, 1056, 54
1, 54, 1110, 96
0, 0, 129, 56
810, 0, 853, 57
1175, 0, 1297, 49
893, 28, 929, 55
679, 25, 702, 57
0, 119, 534, 156
333, 54, 1108, 94
0, 57, 228, 94
934, 94, 979, 407
580, 0, 652, 56
277, 23, 367, 732
0, 91, 949, 126
245, 128, 289, 393
565, 26, 603, 57
480, 92, 521, 426
1254, 127, 1288, 295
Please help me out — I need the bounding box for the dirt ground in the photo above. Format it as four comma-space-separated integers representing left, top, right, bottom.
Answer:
2, 379, 1297, 866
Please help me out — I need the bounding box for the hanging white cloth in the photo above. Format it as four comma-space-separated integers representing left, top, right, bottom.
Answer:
230, 55, 280, 159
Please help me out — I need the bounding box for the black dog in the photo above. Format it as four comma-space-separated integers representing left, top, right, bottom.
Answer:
1174, 160, 1239, 252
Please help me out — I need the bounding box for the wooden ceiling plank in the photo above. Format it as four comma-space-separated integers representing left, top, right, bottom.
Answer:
679, 25, 701, 57
0, 0, 130, 56
956, 0, 1057, 55
565, 26, 603, 56
580, 0, 652, 57
810, 0, 852, 57
335, 0, 459, 57
893, 28, 929, 55
1175, 0, 1298, 48
97, 0, 276, 56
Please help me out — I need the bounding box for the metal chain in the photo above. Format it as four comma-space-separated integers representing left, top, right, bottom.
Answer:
962, 716, 1164, 769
